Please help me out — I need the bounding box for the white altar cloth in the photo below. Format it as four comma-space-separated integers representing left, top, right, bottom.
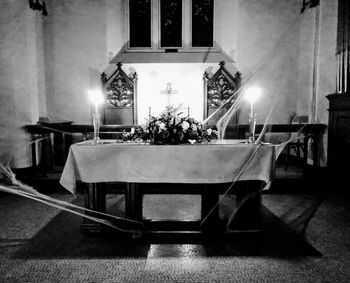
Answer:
59, 140, 276, 195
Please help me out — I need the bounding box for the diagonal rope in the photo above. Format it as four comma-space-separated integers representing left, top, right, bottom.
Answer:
203, 9, 310, 138
200, 144, 261, 227
0, 185, 141, 235
0, 163, 143, 235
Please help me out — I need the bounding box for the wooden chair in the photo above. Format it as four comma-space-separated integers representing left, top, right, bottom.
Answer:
285, 115, 309, 170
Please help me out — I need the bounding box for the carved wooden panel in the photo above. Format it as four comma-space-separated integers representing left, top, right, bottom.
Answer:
106, 76, 134, 107
101, 62, 137, 125
203, 61, 241, 123
207, 75, 236, 107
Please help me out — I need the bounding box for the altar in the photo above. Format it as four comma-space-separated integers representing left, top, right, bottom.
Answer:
60, 139, 276, 234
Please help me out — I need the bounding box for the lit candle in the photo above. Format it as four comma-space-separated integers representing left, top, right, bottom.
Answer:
87, 89, 104, 144
88, 89, 104, 115
244, 87, 262, 143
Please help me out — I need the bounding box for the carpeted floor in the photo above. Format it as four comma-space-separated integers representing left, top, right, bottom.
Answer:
0, 186, 350, 282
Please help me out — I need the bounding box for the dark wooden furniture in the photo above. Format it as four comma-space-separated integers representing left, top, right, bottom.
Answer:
225, 123, 326, 169
203, 61, 241, 125
24, 124, 135, 173
327, 93, 350, 184
101, 62, 138, 125
285, 115, 309, 170
81, 181, 265, 234
26, 120, 73, 174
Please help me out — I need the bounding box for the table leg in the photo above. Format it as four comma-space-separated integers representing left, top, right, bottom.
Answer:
125, 183, 142, 221
81, 183, 106, 233
201, 184, 222, 232
227, 182, 262, 231
313, 132, 321, 168
31, 135, 37, 169
302, 136, 309, 178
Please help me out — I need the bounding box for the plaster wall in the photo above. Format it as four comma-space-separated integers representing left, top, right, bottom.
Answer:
44, 0, 108, 123
316, 0, 337, 124
234, 0, 301, 124
0, 1, 45, 167
296, 0, 337, 124
296, 9, 315, 118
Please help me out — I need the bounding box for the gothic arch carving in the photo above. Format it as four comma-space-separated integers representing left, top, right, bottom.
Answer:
203, 61, 241, 124
101, 62, 138, 125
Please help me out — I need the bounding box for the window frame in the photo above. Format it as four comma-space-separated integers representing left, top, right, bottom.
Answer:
123, 0, 219, 52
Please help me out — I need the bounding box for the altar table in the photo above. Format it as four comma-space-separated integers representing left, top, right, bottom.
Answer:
60, 140, 276, 233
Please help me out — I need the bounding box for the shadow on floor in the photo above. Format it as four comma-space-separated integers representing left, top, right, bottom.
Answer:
14, 203, 321, 259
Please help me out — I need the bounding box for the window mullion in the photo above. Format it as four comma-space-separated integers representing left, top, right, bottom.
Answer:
183, 0, 190, 49
152, 0, 159, 50
213, 0, 220, 50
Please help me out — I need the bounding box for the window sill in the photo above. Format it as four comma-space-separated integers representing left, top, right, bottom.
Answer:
110, 50, 234, 64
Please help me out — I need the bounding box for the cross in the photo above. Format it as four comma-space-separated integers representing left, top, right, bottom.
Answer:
160, 82, 178, 107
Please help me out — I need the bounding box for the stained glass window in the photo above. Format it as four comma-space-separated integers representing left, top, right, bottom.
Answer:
160, 0, 182, 47
192, 0, 214, 47
129, 0, 151, 48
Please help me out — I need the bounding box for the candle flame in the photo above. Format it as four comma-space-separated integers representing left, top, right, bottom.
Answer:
88, 89, 104, 106
244, 87, 262, 103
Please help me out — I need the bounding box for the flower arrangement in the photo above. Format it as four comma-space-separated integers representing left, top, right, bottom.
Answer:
122, 105, 218, 145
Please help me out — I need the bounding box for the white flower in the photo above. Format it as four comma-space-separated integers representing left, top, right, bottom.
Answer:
130, 127, 135, 134
159, 122, 166, 130
188, 139, 196, 144
141, 123, 147, 130
206, 128, 212, 135
182, 121, 190, 131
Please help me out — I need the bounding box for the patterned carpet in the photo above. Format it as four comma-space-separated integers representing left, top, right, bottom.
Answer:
0, 191, 350, 282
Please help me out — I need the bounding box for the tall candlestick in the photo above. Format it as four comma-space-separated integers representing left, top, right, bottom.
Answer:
88, 89, 104, 145
244, 87, 262, 143
248, 104, 256, 143
92, 113, 100, 145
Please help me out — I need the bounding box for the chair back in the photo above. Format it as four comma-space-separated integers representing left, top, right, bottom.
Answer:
291, 115, 308, 124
